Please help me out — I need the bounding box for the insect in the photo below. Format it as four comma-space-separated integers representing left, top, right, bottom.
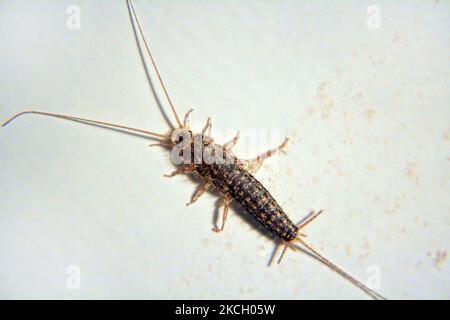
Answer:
2, 0, 385, 300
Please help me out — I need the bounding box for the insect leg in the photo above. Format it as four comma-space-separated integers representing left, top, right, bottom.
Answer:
202, 117, 212, 137
277, 242, 290, 264
245, 137, 290, 173
183, 109, 194, 127
212, 195, 232, 232
224, 130, 241, 151
297, 210, 324, 230
275, 210, 323, 264
186, 182, 212, 206
164, 166, 194, 177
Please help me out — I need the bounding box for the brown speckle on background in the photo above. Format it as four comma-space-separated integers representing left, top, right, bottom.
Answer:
433, 250, 448, 269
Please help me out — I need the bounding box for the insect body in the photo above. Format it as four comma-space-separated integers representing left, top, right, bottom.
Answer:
169, 121, 296, 240
203, 162, 299, 241
2, 0, 386, 300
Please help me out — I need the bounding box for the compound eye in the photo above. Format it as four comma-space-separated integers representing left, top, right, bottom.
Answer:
178, 136, 184, 143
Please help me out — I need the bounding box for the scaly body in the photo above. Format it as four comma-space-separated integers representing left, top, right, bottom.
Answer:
195, 161, 298, 241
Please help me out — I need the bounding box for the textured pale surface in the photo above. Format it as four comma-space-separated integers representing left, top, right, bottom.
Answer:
0, 0, 449, 299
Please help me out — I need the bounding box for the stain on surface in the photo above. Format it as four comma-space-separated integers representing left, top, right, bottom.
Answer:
316, 81, 334, 120
443, 130, 450, 141
385, 194, 407, 215
406, 163, 419, 183
364, 109, 376, 122
432, 250, 448, 269
325, 158, 345, 176
345, 244, 353, 258
358, 238, 371, 263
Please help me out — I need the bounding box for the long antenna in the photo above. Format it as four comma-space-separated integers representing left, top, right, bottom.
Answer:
1, 111, 168, 140
127, 0, 183, 128
297, 238, 386, 300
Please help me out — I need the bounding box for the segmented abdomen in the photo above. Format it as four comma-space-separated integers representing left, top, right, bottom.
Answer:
196, 162, 298, 241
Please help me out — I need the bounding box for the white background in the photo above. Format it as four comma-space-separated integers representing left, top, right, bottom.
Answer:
0, 0, 449, 299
